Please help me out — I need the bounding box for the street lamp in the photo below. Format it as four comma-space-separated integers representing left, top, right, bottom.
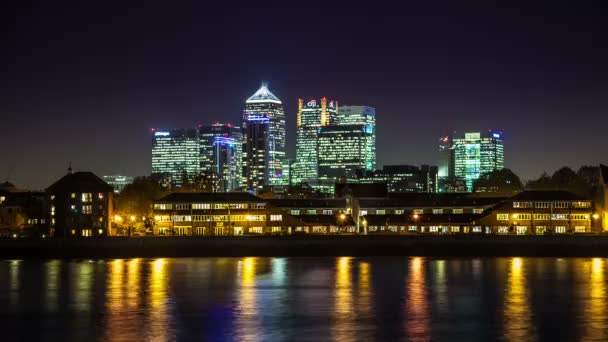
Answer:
413, 213, 419, 233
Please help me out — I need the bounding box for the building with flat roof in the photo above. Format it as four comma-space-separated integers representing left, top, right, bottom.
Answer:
452, 131, 504, 191
151, 128, 199, 184
199, 123, 243, 192
102, 175, 134, 193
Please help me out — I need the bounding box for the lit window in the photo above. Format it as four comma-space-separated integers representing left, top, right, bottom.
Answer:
307, 210, 317, 215
432, 209, 443, 214
290, 210, 300, 215
376, 210, 386, 215
496, 214, 509, 221
574, 226, 586, 233
452, 209, 463, 214
98, 193, 104, 200
473, 208, 484, 214
555, 226, 566, 233
270, 215, 282, 221
71, 193, 76, 199
323, 210, 333, 215
395, 209, 405, 215
413, 209, 423, 214
81, 193, 92, 203
82, 205, 92, 214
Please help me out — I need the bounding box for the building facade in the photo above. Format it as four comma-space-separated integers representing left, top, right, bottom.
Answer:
352, 165, 438, 193
199, 123, 243, 192
47, 170, 113, 238
317, 125, 375, 192
452, 131, 504, 191
243, 84, 286, 188
151, 128, 199, 184
335, 105, 376, 170
243, 116, 270, 193
292, 98, 338, 187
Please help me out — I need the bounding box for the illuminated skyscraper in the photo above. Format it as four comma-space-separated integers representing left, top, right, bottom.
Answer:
151, 128, 199, 183
292, 97, 338, 187
243, 84, 286, 188
317, 125, 375, 192
243, 116, 270, 192
335, 105, 376, 171
199, 123, 243, 192
452, 131, 504, 191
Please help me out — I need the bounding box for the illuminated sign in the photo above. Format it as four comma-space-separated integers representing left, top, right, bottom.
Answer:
493, 133, 500, 138
154, 132, 170, 136
307, 100, 317, 107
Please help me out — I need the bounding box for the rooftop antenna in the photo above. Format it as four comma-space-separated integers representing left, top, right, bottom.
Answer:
68, 162, 73, 174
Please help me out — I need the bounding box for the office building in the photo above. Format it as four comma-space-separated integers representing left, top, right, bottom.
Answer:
151, 128, 199, 184
292, 98, 338, 187
243, 84, 286, 187
317, 124, 375, 192
452, 131, 504, 191
352, 165, 438, 193
437, 135, 453, 180
102, 175, 134, 193
243, 115, 270, 193
199, 123, 243, 192
336, 105, 376, 171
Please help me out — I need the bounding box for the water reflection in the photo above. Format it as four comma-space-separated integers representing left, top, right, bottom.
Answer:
149, 258, 170, 341
9, 260, 21, 309
406, 257, 430, 340
236, 257, 259, 342
503, 257, 534, 341
73, 261, 94, 312
333, 257, 354, 342
582, 258, 607, 340
45, 260, 61, 312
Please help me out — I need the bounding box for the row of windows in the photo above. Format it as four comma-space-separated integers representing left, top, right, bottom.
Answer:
360, 208, 483, 215
171, 215, 270, 222
155, 203, 266, 210
496, 226, 587, 234
67, 193, 105, 202
497, 213, 591, 221
513, 201, 591, 209
290, 209, 335, 215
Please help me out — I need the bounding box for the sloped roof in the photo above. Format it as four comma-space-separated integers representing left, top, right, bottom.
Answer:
156, 192, 262, 203
46, 172, 113, 193
510, 190, 584, 201
268, 198, 347, 208
246, 84, 282, 104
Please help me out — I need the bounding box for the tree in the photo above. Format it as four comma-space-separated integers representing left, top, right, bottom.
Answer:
526, 167, 593, 197
116, 176, 169, 218
472, 168, 523, 194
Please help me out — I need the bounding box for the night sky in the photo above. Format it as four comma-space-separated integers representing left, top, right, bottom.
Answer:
2, 1, 607, 189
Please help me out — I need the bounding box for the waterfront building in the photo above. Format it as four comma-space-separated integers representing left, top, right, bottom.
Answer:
243, 84, 286, 187
601, 164, 608, 230
243, 116, 270, 193
151, 128, 199, 184
199, 123, 243, 192
0, 182, 48, 237
152, 192, 278, 236
292, 97, 338, 187
46, 169, 113, 238
151, 190, 598, 236
351, 165, 438, 193
452, 131, 504, 191
102, 175, 134, 193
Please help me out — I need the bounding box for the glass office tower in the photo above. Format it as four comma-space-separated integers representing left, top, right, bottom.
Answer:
199, 123, 243, 192
452, 131, 504, 191
151, 128, 199, 184
242, 84, 286, 187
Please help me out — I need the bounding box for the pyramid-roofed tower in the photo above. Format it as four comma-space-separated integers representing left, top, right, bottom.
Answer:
246, 84, 282, 104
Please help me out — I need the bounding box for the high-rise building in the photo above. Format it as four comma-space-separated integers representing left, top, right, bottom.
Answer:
151, 128, 199, 184
452, 131, 504, 191
102, 175, 134, 193
437, 135, 453, 179
199, 123, 243, 192
335, 105, 376, 171
292, 98, 338, 187
352, 165, 438, 193
243, 115, 270, 193
317, 124, 375, 192
243, 84, 286, 188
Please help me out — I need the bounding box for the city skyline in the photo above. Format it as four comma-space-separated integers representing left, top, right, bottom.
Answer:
2, 2, 607, 189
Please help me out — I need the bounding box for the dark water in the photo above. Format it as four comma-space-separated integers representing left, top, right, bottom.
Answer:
1, 257, 607, 341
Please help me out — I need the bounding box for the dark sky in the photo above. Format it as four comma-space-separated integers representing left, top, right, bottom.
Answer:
2, 1, 607, 189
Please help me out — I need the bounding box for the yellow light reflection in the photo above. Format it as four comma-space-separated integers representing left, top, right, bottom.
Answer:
127, 258, 141, 309
74, 261, 94, 312
503, 257, 534, 341
9, 260, 21, 309
149, 258, 169, 342
236, 257, 259, 342
45, 260, 61, 312
105, 259, 129, 341
583, 258, 606, 340
406, 257, 430, 340
333, 257, 354, 342
357, 261, 374, 340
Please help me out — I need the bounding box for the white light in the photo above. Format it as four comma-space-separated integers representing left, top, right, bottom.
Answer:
154, 132, 170, 136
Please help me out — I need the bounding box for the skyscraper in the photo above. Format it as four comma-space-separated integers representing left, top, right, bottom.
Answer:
335, 105, 376, 171
243, 116, 270, 192
151, 128, 199, 184
292, 97, 338, 187
199, 123, 243, 192
242, 84, 286, 188
317, 124, 375, 192
452, 131, 504, 191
